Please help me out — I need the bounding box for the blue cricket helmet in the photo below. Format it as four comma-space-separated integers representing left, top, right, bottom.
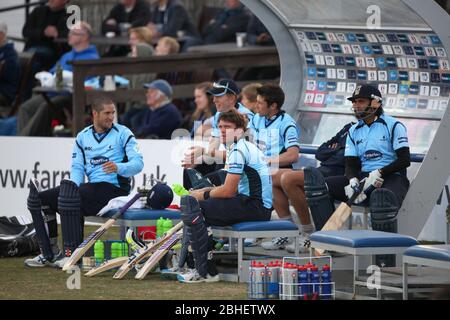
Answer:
146, 182, 173, 209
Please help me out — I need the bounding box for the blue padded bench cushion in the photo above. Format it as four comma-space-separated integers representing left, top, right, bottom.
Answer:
310, 230, 418, 248
101, 209, 181, 220
404, 245, 450, 262
213, 220, 298, 232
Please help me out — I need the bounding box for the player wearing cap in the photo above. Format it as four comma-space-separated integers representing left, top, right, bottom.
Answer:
182, 79, 254, 186
178, 109, 272, 283
307, 84, 411, 266
24, 97, 144, 268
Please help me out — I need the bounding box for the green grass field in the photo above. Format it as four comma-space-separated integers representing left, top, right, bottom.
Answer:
0, 226, 247, 300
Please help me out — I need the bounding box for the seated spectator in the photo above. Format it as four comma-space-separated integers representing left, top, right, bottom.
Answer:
201, 0, 250, 44
128, 26, 154, 57
239, 83, 262, 113
102, 0, 152, 56
17, 21, 99, 136
234, 14, 279, 81
102, 0, 151, 36
126, 27, 156, 89
183, 82, 216, 137
155, 36, 180, 56
0, 23, 20, 113
129, 79, 182, 139
246, 14, 274, 46
155, 37, 184, 85
22, 0, 70, 71
147, 0, 201, 51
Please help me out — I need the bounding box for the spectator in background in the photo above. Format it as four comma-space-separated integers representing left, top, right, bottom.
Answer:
22, 0, 70, 71
155, 36, 180, 56
240, 83, 262, 114
235, 14, 279, 81
246, 14, 274, 46
201, 0, 250, 44
147, 0, 200, 51
102, 0, 152, 56
17, 22, 99, 136
128, 26, 154, 57
0, 23, 20, 112
184, 82, 216, 137
129, 79, 182, 139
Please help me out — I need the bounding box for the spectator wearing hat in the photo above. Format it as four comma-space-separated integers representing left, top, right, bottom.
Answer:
0, 23, 20, 111
129, 79, 182, 139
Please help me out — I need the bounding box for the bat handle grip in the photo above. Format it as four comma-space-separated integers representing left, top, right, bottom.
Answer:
112, 192, 142, 219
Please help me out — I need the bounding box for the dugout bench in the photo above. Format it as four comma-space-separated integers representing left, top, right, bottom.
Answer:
86, 209, 302, 282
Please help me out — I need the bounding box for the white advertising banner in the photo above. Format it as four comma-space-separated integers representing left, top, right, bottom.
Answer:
0, 137, 448, 242
0, 137, 188, 217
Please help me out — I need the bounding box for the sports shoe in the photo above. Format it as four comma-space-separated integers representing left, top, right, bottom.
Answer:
286, 234, 311, 253
51, 254, 71, 269
244, 238, 261, 247
177, 268, 220, 283
24, 250, 62, 268
161, 266, 189, 280
261, 237, 293, 250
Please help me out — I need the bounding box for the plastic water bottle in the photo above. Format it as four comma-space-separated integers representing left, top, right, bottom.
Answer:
304, 262, 313, 295
298, 265, 309, 300
311, 266, 320, 298
121, 242, 128, 257
156, 217, 165, 237
162, 218, 173, 234
321, 264, 332, 300
94, 240, 104, 265
111, 242, 120, 259
266, 261, 280, 299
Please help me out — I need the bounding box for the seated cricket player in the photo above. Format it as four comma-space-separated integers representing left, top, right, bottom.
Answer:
248, 84, 301, 248
263, 122, 353, 253
178, 109, 272, 283
182, 79, 254, 187
25, 97, 144, 268
308, 84, 410, 266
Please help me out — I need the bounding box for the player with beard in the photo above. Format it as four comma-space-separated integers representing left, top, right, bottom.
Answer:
24, 97, 143, 269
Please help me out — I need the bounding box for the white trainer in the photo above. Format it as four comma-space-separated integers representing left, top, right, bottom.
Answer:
177, 269, 220, 283
24, 254, 50, 268
286, 234, 311, 253
24, 249, 63, 268
261, 237, 293, 250
52, 255, 71, 269
244, 238, 261, 247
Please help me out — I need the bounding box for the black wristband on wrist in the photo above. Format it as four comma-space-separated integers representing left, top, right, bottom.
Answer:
203, 190, 211, 200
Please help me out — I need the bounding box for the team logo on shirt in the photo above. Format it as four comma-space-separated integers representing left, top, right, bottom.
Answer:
364, 150, 382, 160
90, 156, 109, 166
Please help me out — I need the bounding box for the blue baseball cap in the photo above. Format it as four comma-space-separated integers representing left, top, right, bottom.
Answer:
143, 79, 173, 99
207, 79, 240, 96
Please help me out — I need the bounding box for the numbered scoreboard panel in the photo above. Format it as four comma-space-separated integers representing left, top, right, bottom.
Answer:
293, 29, 450, 118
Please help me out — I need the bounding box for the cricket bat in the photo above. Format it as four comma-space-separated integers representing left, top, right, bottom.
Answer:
62, 192, 142, 271
84, 257, 129, 277
315, 180, 365, 255
113, 221, 183, 279
135, 230, 183, 280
